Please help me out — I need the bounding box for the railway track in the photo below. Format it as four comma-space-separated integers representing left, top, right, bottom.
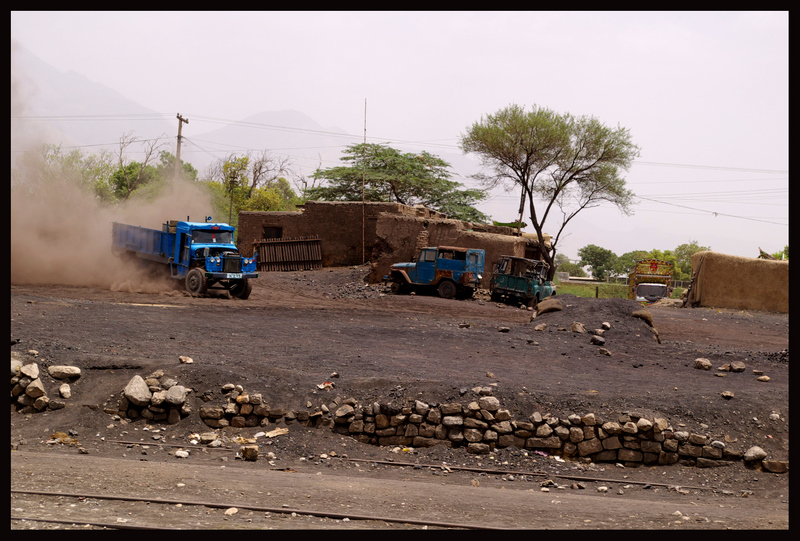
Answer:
11, 448, 785, 530
11, 488, 496, 530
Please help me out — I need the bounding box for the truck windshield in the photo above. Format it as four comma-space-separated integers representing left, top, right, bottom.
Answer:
192, 230, 233, 244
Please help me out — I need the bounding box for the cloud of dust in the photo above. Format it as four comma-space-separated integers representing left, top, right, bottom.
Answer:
11, 41, 215, 293
11, 180, 215, 292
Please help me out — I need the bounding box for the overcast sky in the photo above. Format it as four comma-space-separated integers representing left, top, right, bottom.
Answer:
10, 11, 789, 262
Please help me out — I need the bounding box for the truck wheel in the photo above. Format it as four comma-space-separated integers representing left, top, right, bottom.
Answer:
185, 268, 207, 296
526, 295, 538, 309
229, 279, 252, 300
437, 280, 457, 299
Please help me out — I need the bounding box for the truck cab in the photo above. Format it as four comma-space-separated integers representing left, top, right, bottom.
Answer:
168, 219, 258, 298
385, 246, 485, 299
627, 259, 673, 302
489, 255, 555, 308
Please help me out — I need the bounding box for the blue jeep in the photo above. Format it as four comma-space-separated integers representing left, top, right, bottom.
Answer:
384, 246, 485, 299
489, 255, 555, 308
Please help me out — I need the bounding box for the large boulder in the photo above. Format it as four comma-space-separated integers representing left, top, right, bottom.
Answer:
123, 375, 152, 406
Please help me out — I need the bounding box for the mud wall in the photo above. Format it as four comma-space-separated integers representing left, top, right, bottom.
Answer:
686, 252, 788, 313
238, 202, 446, 266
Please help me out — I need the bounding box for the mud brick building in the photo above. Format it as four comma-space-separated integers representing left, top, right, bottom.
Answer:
237, 201, 551, 287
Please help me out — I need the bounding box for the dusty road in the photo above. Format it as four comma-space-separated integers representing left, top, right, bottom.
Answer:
10, 266, 789, 529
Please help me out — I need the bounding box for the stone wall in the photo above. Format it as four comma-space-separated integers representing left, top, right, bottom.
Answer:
11, 352, 788, 473
194, 384, 787, 472
11, 351, 79, 413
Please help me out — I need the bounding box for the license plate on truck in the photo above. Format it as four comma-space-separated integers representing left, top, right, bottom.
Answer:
227, 273, 242, 279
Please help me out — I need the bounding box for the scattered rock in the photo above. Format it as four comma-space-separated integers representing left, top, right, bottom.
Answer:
571, 322, 587, 333
743, 446, 767, 462
694, 358, 713, 370
762, 460, 789, 473
48, 365, 82, 379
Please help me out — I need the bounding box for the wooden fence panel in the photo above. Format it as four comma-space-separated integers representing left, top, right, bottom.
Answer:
252, 236, 322, 272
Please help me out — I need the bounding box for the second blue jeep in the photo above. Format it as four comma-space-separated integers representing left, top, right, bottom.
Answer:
384, 246, 485, 299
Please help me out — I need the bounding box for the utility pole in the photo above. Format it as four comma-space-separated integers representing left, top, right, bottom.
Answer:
175, 114, 189, 180
362, 99, 367, 264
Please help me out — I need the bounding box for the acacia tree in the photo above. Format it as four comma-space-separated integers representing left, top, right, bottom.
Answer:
459, 104, 639, 279
307, 143, 490, 223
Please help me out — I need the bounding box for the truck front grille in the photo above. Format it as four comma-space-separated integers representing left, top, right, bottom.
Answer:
223, 256, 242, 273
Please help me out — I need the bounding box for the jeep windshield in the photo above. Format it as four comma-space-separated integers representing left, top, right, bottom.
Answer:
192, 229, 233, 244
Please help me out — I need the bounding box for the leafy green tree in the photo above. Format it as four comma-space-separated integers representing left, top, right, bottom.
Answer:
307, 143, 490, 223
109, 162, 159, 201
672, 240, 711, 280
203, 152, 301, 229
155, 150, 198, 183
613, 250, 652, 278
771, 245, 789, 260
459, 104, 639, 279
578, 244, 618, 281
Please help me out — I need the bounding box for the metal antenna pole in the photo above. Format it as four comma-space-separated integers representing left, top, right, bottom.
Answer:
362, 99, 367, 264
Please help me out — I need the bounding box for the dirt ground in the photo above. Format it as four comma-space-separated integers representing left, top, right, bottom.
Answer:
10, 265, 789, 529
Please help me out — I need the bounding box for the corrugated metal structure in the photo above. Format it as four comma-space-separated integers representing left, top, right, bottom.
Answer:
252, 236, 322, 272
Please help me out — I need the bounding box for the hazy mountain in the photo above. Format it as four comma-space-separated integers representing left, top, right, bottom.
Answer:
11, 42, 174, 161
11, 43, 483, 193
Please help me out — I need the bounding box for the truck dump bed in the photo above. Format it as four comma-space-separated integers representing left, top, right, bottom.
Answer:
112, 222, 173, 264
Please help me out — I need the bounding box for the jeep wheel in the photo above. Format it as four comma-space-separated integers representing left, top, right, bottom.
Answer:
390, 281, 410, 295
437, 280, 457, 299
185, 268, 207, 296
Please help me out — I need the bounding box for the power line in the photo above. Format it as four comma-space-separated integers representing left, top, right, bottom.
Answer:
631, 161, 787, 175
634, 195, 787, 225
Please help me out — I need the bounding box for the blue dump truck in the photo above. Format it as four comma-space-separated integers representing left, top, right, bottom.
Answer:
489, 255, 555, 308
384, 246, 485, 299
111, 217, 258, 299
